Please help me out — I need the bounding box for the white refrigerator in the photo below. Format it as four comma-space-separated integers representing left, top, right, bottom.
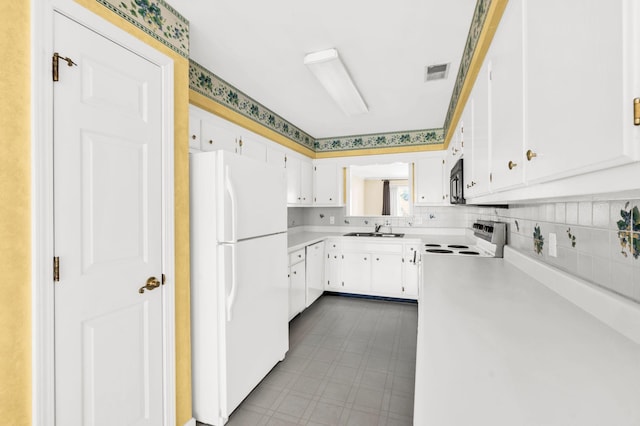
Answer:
190, 151, 289, 425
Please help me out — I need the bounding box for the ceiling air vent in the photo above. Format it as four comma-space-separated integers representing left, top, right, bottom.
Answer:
425, 63, 450, 82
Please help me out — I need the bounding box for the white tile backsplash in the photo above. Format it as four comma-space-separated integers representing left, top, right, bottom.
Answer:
592, 202, 609, 228
555, 203, 566, 223
578, 201, 592, 226
566, 202, 579, 225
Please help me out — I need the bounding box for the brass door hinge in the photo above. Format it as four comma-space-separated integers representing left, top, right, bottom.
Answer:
53, 257, 60, 282
52, 52, 77, 82
634, 98, 640, 125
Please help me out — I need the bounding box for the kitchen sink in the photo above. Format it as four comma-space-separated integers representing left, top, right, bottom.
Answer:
343, 232, 405, 238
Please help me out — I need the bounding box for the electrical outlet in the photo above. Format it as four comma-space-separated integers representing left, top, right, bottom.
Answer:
549, 232, 557, 257
329, 216, 335, 224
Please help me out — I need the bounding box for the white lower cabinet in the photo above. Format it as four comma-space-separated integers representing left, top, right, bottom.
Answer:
323, 238, 419, 300
403, 244, 421, 298
342, 251, 372, 294
305, 241, 325, 307
371, 252, 403, 296
288, 248, 306, 321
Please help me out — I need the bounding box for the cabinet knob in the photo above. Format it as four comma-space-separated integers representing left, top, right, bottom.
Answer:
410, 247, 414, 251
298, 254, 302, 258
208, 140, 213, 145
526, 149, 537, 161
329, 198, 333, 201
364, 257, 367, 261
191, 134, 196, 140
376, 257, 379, 261
293, 271, 297, 275
421, 196, 425, 200
508, 160, 517, 170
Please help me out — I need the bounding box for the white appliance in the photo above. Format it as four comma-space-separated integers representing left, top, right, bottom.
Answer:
423, 220, 507, 258
190, 150, 289, 425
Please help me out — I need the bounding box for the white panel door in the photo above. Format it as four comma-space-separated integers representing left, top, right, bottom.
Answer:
53, 13, 164, 426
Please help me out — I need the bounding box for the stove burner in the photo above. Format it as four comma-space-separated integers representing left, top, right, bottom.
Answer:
426, 249, 454, 254
424, 244, 441, 247
448, 244, 469, 249
459, 251, 480, 255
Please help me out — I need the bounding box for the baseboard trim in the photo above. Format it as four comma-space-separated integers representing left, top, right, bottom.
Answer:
183, 417, 196, 426
504, 246, 640, 344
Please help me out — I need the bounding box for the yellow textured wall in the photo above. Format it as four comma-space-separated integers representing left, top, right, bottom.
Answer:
0, 2, 31, 425
72, 2, 193, 423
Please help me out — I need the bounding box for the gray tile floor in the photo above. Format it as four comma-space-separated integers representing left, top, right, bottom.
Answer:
223, 294, 418, 426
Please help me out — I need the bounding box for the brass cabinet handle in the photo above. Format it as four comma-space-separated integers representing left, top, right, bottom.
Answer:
526, 150, 537, 161
139, 276, 161, 294
508, 160, 517, 170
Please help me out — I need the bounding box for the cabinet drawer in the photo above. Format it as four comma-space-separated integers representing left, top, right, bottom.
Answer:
289, 248, 305, 265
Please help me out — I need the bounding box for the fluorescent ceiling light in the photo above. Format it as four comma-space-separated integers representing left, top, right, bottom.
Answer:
304, 48, 368, 116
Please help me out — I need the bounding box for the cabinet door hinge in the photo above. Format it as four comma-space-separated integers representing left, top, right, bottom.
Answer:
53, 257, 60, 282
162, 273, 166, 285
634, 98, 640, 125
52, 52, 77, 82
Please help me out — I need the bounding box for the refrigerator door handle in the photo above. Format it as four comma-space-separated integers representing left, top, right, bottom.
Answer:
226, 243, 237, 321
224, 165, 238, 243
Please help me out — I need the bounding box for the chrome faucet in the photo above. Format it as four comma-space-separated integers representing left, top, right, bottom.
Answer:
375, 220, 392, 234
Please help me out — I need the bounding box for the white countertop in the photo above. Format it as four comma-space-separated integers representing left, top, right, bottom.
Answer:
414, 252, 640, 426
286, 231, 342, 252
287, 227, 468, 252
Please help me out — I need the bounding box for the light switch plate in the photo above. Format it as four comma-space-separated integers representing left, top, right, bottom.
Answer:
549, 232, 557, 257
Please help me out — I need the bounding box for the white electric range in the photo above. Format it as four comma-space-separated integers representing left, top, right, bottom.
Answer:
423, 220, 507, 258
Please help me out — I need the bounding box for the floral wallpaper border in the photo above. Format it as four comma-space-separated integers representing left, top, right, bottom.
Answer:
95, 0, 189, 58
314, 128, 444, 152
189, 60, 316, 151
443, 0, 491, 137
189, 59, 445, 153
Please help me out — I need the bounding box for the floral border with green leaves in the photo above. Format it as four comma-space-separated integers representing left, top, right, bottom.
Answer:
314, 128, 444, 152
189, 60, 316, 151
443, 0, 491, 137
95, 0, 189, 58
616, 202, 640, 259
533, 224, 544, 255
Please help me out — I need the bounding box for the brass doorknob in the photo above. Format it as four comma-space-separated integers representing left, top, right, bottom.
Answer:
526, 149, 537, 161
139, 276, 161, 294
508, 160, 517, 170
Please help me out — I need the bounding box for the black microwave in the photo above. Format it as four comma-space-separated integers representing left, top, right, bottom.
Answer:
450, 158, 465, 204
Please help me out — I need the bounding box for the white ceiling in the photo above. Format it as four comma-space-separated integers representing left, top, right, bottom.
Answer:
171, 0, 477, 139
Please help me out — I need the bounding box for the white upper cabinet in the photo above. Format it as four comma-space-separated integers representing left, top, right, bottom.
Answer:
414, 155, 446, 205
286, 155, 301, 205
313, 162, 342, 206
238, 135, 267, 162
300, 161, 313, 205
266, 146, 286, 169
200, 118, 238, 153
188, 112, 201, 151
463, 61, 491, 199
463, 0, 639, 202
487, 0, 525, 192
286, 155, 312, 206
523, 0, 639, 182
